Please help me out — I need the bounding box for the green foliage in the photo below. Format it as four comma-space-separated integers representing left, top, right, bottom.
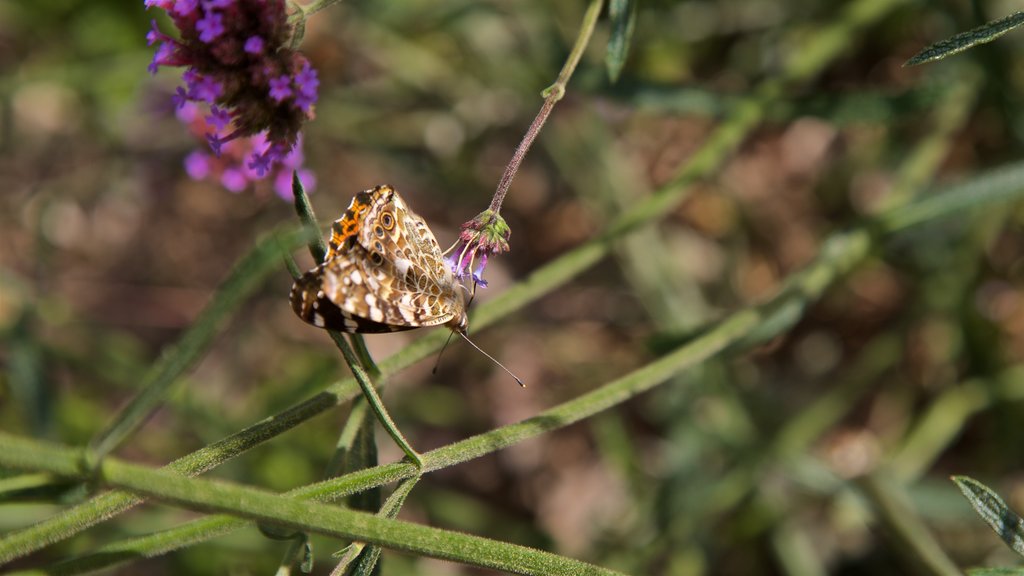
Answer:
906, 12, 1024, 66
7, 0, 1024, 574
954, 476, 1024, 558
605, 0, 636, 82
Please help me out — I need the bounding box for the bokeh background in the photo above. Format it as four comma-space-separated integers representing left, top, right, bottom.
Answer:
4, 0, 1024, 574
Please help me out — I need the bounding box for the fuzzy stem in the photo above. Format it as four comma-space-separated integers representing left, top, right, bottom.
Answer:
489, 0, 604, 213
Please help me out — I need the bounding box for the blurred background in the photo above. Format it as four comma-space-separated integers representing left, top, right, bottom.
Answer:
4, 0, 1024, 574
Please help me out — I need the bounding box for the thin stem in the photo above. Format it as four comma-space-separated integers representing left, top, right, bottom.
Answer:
489, 0, 604, 213
329, 333, 422, 468
0, 432, 625, 576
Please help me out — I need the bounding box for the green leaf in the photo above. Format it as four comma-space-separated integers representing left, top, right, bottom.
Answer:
85, 225, 313, 462
905, 11, 1024, 66
605, 0, 636, 82
968, 569, 1024, 575
953, 476, 1024, 557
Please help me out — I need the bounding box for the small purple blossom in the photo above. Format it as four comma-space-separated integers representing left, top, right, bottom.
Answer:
146, 20, 164, 46
196, 11, 225, 43
247, 149, 274, 177
190, 75, 223, 103
184, 151, 211, 179
294, 61, 319, 98
149, 42, 176, 74
221, 167, 248, 192
206, 106, 232, 131
174, 0, 199, 16
268, 75, 292, 102
172, 86, 189, 109
204, 0, 233, 9
175, 100, 200, 122
244, 35, 264, 54
206, 132, 226, 156
444, 210, 511, 288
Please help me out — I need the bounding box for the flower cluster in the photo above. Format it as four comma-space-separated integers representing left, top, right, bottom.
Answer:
145, 0, 319, 193
176, 101, 315, 198
445, 210, 511, 288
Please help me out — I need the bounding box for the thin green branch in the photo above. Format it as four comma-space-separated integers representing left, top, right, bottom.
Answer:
0, 378, 360, 564
0, 433, 623, 576
489, 0, 603, 213
857, 474, 962, 576
85, 226, 315, 464
330, 476, 419, 575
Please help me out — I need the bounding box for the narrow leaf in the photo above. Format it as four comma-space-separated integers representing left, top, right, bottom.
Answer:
87, 226, 311, 461
292, 170, 327, 263
953, 475, 1024, 557
605, 0, 636, 82
905, 11, 1024, 66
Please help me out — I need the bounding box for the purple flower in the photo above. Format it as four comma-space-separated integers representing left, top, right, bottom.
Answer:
148, 42, 176, 74
244, 35, 264, 54
221, 167, 248, 192
145, 0, 319, 197
444, 210, 511, 288
206, 132, 226, 156
172, 86, 189, 108
184, 150, 212, 179
175, 99, 200, 122
190, 75, 223, 103
268, 75, 292, 102
292, 61, 319, 111
146, 20, 164, 46
174, 0, 199, 16
247, 149, 273, 177
206, 106, 232, 131
196, 11, 224, 43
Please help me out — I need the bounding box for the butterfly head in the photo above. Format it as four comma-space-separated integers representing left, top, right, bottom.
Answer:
446, 309, 469, 334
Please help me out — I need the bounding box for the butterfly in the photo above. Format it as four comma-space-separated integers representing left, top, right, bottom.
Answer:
290, 185, 469, 335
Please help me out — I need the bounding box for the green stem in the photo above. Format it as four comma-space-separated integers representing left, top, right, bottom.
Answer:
329, 332, 422, 468
84, 226, 313, 467
856, 474, 961, 576
489, 0, 604, 213
0, 433, 622, 576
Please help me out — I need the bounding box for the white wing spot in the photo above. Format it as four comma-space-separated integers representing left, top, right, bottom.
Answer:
394, 257, 412, 279
313, 313, 325, 327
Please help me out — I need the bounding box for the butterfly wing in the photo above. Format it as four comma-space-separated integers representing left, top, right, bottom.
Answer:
290, 186, 466, 333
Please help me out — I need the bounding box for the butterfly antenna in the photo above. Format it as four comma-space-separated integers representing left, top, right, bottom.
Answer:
456, 330, 525, 388
432, 330, 457, 375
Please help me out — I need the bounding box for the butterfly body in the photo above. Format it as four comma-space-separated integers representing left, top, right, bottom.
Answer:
290, 185, 468, 334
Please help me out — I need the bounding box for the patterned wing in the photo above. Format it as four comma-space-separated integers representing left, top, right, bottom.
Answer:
323, 189, 375, 261
290, 185, 466, 333
290, 247, 417, 333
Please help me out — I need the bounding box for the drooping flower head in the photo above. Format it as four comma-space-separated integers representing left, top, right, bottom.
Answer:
145, 0, 319, 195
445, 209, 511, 288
